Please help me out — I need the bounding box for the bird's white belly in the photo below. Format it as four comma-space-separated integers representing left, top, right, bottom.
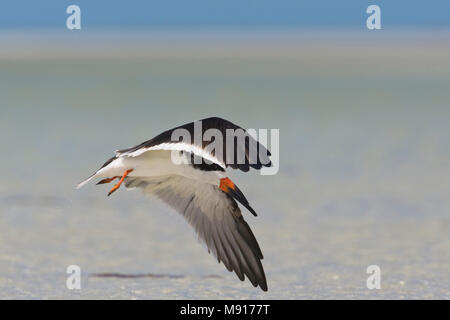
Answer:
97, 150, 222, 186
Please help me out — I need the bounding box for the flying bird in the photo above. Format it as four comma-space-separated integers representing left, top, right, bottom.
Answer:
77, 117, 272, 291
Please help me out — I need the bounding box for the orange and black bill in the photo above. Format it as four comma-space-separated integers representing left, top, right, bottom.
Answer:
219, 177, 258, 217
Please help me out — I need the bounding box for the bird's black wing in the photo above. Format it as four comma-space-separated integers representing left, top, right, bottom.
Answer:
115, 117, 272, 172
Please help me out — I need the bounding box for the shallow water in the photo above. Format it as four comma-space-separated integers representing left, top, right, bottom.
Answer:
0, 31, 449, 299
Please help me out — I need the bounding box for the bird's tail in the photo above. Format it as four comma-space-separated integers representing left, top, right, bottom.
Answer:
76, 173, 96, 189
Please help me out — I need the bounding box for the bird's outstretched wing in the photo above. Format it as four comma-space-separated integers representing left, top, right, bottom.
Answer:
124, 175, 268, 291
115, 117, 272, 172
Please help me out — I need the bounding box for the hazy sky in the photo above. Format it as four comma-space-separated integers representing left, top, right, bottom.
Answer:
1, 0, 449, 29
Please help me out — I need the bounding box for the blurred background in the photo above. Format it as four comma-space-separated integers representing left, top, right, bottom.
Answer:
0, 1, 449, 299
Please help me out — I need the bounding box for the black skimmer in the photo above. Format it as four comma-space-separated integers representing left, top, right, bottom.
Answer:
77, 117, 272, 291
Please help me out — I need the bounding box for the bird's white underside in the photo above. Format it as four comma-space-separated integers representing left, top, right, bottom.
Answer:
76, 142, 235, 234
76, 143, 225, 189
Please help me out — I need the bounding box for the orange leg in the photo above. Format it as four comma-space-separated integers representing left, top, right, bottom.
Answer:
107, 169, 133, 196
97, 176, 120, 185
